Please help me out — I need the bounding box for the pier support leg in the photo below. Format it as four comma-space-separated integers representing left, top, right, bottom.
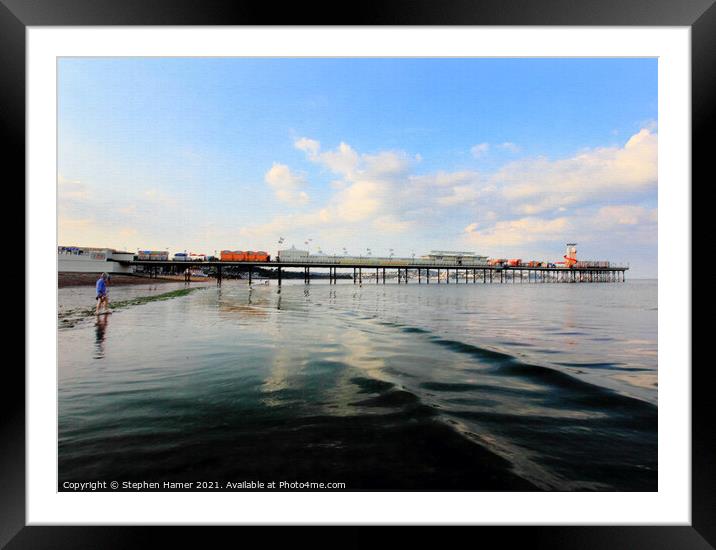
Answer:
437, 269, 440, 284
217, 265, 222, 286
383, 268, 386, 284
277, 267, 282, 286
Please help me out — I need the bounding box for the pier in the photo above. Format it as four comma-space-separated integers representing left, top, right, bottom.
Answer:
118, 259, 628, 287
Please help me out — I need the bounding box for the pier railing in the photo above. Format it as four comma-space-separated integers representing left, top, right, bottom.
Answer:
117, 258, 628, 286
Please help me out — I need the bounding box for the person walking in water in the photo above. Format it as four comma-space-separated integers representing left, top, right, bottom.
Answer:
95, 272, 111, 315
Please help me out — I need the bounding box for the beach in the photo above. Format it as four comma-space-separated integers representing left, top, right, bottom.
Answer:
58, 272, 212, 288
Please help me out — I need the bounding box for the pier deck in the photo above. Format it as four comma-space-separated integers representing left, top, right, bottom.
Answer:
117, 259, 628, 286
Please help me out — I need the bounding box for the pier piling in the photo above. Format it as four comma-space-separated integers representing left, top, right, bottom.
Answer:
125, 258, 627, 288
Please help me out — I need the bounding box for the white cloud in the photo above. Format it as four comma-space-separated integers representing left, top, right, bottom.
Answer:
410, 170, 479, 188
593, 205, 657, 227
372, 215, 413, 233
470, 142, 490, 158
58, 174, 88, 199
295, 138, 361, 177
461, 204, 657, 256
436, 185, 483, 206
463, 216, 571, 247
333, 179, 383, 221
363, 150, 412, 176
499, 142, 521, 153
496, 129, 657, 215
294, 137, 320, 157
240, 129, 656, 266
320, 142, 360, 176
57, 171, 202, 251
291, 138, 420, 226
264, 163, 310, 204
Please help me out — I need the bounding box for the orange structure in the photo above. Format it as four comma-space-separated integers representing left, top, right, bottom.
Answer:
247, 251, 270, 262
220, 250, 242, 261
220, 250, 270, 262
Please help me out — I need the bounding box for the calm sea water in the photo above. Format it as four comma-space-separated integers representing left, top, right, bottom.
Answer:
58, 278, 657, 491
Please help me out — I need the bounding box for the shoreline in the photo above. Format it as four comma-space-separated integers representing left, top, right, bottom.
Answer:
58, 272, 212, 288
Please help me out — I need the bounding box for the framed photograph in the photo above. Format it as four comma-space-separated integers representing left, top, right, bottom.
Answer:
9, 0, 703, 546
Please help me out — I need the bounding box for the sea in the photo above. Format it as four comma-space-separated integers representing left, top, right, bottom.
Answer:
58, 278, 657, 491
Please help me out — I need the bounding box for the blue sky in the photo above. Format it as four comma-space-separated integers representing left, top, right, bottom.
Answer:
58, 58, 657, 276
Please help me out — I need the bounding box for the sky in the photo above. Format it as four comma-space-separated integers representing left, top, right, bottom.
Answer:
58, 58, 658, 276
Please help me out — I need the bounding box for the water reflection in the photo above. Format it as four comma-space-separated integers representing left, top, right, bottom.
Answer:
93, 313, 109, 359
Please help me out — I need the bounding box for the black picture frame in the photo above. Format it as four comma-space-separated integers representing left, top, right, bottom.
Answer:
6, 0, 703, 547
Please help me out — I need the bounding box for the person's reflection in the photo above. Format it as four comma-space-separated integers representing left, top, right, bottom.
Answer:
94, 313, 109, 359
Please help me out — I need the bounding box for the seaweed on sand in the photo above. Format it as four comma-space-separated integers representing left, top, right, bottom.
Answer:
58, 287, 203, 327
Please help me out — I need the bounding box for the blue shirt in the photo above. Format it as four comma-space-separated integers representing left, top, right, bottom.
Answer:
96, 277, 107, 296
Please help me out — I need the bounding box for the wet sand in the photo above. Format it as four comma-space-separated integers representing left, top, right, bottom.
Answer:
58, 272, 212, 288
